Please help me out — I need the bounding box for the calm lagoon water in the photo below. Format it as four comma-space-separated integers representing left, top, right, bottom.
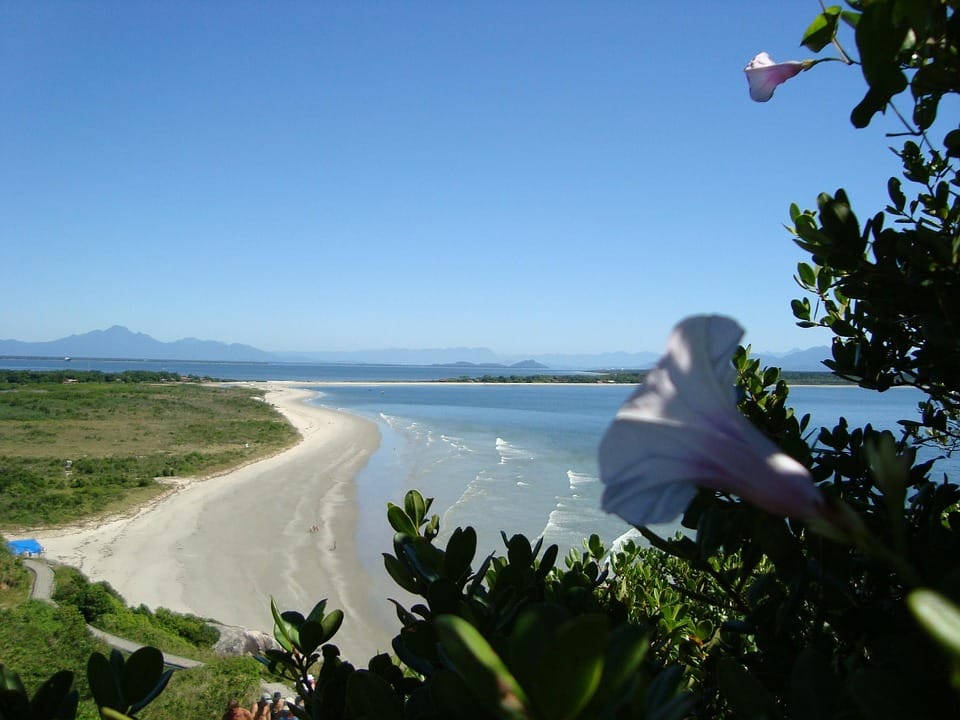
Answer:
310, 383, 959, 588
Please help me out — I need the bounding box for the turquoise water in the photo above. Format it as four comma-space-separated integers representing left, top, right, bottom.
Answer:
311, 384, 957, 586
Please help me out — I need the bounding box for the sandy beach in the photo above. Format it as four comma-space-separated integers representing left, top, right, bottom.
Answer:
31, 382, 391, 662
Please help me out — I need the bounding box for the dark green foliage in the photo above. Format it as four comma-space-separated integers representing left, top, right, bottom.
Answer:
146, 608, 219, 648
0, 665, 78, 720
52, 567, 123, 624
262, 491, 693, 719
0, 370, 211, 387
0, 536, 31, 608
0, 601, 108, 714
52, 568, 219, 656
788, 0, 960, 457
86, 647, 172, 719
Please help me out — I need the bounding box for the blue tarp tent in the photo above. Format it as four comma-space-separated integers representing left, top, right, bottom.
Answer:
7, 538, 43, 556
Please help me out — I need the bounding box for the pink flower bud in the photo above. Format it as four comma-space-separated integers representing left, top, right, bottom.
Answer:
744, 52, 808, 102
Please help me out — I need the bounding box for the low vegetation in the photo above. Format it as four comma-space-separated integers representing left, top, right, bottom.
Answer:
52, 566, 221, 662
0, 374, 298, 527
0, 597, 109, 720
0, 540, 264, 720
0, 540, 30, 608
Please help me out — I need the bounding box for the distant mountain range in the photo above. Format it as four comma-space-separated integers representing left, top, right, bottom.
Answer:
0, 325, 833, 371
0, 325, 273, 363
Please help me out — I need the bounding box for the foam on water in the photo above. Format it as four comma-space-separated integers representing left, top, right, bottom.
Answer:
440, 434, 472, 453
567, 470, 595, 496
495, 437, 534, 464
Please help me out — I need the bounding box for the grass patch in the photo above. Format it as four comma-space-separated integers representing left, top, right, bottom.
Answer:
0, 538, 31, 608
0, 379, 298, 527
145, 657, 264, 719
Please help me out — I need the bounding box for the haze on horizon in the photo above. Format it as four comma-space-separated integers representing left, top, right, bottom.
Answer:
1, 2, 900, 355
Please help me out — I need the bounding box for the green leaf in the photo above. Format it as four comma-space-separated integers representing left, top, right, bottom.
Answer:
424, 514, 440, 540
797, 262, 817, 287
86, 652, 122, 712
944, 129, 960, 159
387, 504, 418, 536
98, 708, 134, 720
789, 649, 839, 719
128, 669, 172, 716
887, 177, 906, 212
587, 533, 604, 559
840, 9, 859, 28
346, 670, 404, 720
121, 647, 164, 709
298, 620, 326, 656
851, 4, 909, 127
321, 609, 345, 643
506, 535, 533, 569
593, 626, 647, 708
536, 544, 559, 579
908, 589, 960, 659
801, 7, 841, 52
383, 553, 420, 594
444, 527, 477, 582
717, 659, 780, 719
0, 665, 25, 693
428, 669, 491, 720
270, 597, 298, 651
435, 615, 530, 720
30, 670, 77, 720
529, 614, 608, 719
404, 491, 427, 528
304, 599, 329, 625
402, 538, 442, 584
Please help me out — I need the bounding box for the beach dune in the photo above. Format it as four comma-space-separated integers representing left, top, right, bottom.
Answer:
34, 383, 391, 662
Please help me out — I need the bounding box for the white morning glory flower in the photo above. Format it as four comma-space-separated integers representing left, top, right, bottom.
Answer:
599, 315, 823, 527
744, 52, 810, 102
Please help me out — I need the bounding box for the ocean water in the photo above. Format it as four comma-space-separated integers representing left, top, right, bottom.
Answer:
311, 383, 959, 585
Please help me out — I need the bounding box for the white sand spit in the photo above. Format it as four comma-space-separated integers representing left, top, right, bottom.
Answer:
33, 383, 389, 662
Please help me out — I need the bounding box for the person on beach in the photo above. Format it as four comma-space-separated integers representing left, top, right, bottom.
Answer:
221, 699, 253, 720
251, 693, 273, 720
269, 691, 284, 720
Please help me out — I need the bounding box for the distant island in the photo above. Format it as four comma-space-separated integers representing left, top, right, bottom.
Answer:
437, 371, 855, 385
430, 359, 549, 370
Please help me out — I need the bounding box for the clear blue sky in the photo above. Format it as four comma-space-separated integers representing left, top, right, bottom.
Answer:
1, 1, 903, 355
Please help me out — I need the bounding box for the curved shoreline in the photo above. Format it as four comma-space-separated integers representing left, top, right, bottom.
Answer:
29, 382, 391, 662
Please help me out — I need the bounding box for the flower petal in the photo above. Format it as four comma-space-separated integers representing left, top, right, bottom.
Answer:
744, 52, 806, 102
599, 315, 823, 527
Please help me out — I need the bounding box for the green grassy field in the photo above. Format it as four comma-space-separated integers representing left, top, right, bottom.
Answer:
0, 379, 299, 528
0, 374, 287, 717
